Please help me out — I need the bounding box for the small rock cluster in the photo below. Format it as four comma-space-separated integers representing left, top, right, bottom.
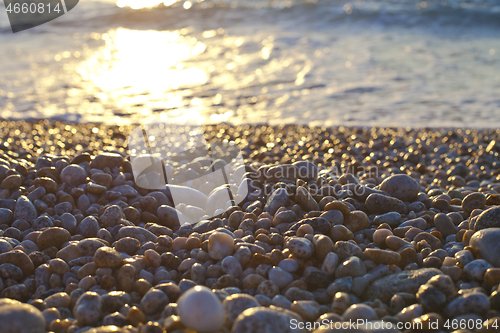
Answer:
0, 121, 499, 332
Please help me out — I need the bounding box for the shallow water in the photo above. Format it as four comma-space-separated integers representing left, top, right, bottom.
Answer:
0, 0, 499, 127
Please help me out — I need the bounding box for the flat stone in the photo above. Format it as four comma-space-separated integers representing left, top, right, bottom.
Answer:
232, 307, 305, 333
117, 226, 157, 243
364, 268, 443, 302
111, 185, 139, 198
364, 248, 401, 265
91, 153, 124, 170
373, 212, 402, 227
365, 193, 406, 215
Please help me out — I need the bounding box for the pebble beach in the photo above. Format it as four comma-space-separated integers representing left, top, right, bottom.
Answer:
0, 120, 499, 332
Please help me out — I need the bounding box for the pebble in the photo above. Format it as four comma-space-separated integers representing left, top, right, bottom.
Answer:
290, 300, 320, 321
37, 227, 71, 250
287, 237, 314, 259
343, 303, 378, 321
100, 205, 125, 228
469, 228, 500, 267
223, 293, 260, 326
461, 192, 486, 214
365, 268, 443, 302
463, 259, 493, 281
140, 288, 169, 315
345, 211, 369, 232
474, 206, 500, 231
208, 231, 234, 260
295, 186, 319, 211
0, 299, 45, 333
364, 248, 401, 265
1, 174, 22, 190
335, 256, 366, 279
373, 211, 402, 227
14, 196, 37, 222
269, 266, 294, 289
60, 164, 87, 186
444, 292, 491, 318
94, 247, 122, 269
264, 188, 290, 216
177, 286, 224, 333
232, 307, 305, 333
365, 193, 406, 214
0, 208, 13, 225
379, 174, 420, 202
73, 291, 102, 326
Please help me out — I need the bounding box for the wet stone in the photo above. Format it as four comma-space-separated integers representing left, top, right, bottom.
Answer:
365, 193, 406, 215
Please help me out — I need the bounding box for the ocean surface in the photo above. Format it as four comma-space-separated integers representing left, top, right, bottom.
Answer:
0, 0, 499, 128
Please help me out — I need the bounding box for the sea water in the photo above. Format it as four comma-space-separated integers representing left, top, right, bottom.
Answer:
0, 0, 499, 128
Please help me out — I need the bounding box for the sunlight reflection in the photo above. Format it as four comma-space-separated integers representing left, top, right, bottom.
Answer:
78, 28, 207, 96
117, 0, 179, 9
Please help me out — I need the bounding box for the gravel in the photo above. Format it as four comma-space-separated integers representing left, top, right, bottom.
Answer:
0, 120, 499, 332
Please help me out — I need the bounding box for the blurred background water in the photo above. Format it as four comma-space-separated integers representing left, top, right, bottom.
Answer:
0, 0, 499, 127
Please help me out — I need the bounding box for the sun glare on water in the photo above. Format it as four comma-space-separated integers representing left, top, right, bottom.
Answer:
78, 28, 207, 96
116, 0, 179, 9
